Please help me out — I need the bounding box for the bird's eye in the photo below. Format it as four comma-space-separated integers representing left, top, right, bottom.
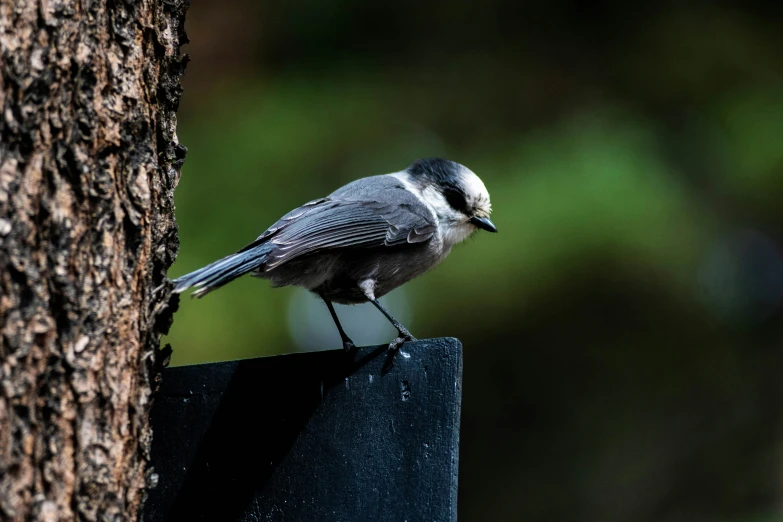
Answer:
443, 187, 469, 214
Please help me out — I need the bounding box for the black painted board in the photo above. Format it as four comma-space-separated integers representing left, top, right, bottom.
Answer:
144, 338, 463, 522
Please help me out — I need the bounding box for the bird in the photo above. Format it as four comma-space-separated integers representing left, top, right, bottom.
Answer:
172, 158, 497, 352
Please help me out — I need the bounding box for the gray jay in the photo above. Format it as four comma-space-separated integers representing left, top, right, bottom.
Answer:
172, 158, 496, 351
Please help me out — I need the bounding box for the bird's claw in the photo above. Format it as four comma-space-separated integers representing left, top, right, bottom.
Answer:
382, 333, 415, 373
388, 332, 415, 352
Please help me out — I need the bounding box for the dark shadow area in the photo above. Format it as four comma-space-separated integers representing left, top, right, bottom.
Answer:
457, 262, 783, 522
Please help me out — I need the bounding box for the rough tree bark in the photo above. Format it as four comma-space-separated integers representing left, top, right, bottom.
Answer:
0, 0, 187, 520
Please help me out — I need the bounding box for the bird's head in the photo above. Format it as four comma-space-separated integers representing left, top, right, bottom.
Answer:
406, 158, 496, 244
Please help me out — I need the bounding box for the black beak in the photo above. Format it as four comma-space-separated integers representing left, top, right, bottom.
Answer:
470, 216, 497, 233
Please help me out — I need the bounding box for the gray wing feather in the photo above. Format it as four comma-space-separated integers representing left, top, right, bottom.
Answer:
239, 174, 437, 270
175, 174, 436, 293
263, 200, 435, 268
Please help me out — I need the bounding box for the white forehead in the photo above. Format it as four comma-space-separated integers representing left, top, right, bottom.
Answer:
459, 166, 490, 202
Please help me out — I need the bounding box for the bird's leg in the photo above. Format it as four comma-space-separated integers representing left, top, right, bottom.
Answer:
370, 299, 416, 351
322, 297, 355, 352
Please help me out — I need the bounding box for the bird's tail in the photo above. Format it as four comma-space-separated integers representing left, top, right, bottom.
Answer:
172, 244, 273, 298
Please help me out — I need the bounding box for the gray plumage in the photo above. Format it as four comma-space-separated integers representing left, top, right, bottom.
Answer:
172, 158, 496, 350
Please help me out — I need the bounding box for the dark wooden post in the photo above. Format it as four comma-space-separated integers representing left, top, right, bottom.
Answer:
145, 339, 463, 522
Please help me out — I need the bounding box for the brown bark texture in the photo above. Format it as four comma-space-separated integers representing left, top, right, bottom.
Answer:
0, 0, 187, 520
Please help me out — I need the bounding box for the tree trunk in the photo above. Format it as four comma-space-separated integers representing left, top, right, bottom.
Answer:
0, 0, 188, 519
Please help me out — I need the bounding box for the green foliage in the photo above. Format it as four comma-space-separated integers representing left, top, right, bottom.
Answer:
167, 73, 780, 365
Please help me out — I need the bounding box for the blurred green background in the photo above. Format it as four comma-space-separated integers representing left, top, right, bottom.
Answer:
166, 1, 783, 520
